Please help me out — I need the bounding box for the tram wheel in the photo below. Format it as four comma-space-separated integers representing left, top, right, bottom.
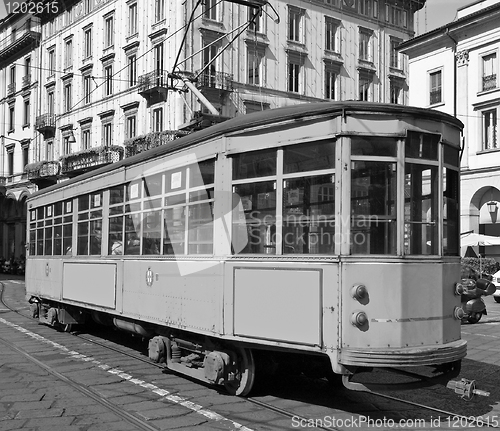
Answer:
224, 347, 256, 397
467, 312, 482, 324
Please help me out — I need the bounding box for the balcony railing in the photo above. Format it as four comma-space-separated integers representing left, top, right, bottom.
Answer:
22, 74, 31, 88
124, 130, 190, 158
25, 160, 61, 181
7, 83, 15, 96
60, 145, 124, 176
0, 19, 41, 63
195, 71, 233, 91
430, 89, 442, 105
35, 114, 56, 138
138, 71, 169, 94
483, 74, 497, 92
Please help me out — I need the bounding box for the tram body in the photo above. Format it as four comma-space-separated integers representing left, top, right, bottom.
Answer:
26, 102, 466, 395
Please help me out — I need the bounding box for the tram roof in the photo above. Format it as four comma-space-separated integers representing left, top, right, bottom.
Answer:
30, 101, 463, 199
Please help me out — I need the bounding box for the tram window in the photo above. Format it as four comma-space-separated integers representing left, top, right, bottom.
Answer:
54, 202, 62, 216
124, 213, 141, 255
443, 168, 459, 256
444, 145, 459, 167
164, 207, 185, 255
351, 136, 397, 157
190, 160, 215, 187
144, 173, 163, 197
142, 211, 161, 255
78, 195, 89, 212
283, 175, 335, 254
44, 227, 53, 255
36, 228, 43, 255
233, 149, 276, 180
188, 201, 214, 254
404, 164, 439, 255
76, 193, 102, 255
284, 141, 335, 174
54, 225, 62, 255
63, 224, 72, 255
351, 161, 397, 254
109, 215, 124, 255
166, 168, 186, 193
405, 132, 439, 160
37, 207, 44, 219
29, 229, 35, 255
232, 181, 276, 254
127, 181, 142, 201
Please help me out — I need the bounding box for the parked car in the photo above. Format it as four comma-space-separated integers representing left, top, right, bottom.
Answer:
492, 270, 500, 303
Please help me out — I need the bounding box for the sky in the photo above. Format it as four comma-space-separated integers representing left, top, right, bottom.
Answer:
415, 0, 478, 35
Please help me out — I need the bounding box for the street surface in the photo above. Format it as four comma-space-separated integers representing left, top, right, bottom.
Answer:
2, 273, 500, 430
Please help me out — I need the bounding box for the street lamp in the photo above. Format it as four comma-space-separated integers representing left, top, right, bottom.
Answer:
487, 201, 497, 215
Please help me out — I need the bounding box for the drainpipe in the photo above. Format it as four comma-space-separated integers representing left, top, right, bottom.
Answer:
444, 28, 457, 118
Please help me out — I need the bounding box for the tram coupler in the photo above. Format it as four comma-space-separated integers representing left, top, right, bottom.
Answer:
446, 378, 490, 400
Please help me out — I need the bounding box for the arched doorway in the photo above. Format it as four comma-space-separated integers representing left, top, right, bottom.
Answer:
469, 186, 500, 261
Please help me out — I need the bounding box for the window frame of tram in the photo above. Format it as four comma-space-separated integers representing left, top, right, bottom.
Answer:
404, 132, 440, 256
443, 144, 460, 256
231, 140, 336, 255
350, 136, 398, 255
29, 200, 72, 256
77, 192, 103, 256
107, 159, 215, 257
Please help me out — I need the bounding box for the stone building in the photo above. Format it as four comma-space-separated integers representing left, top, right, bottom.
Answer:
1, 0, 425, 260
399, 0, 500, 260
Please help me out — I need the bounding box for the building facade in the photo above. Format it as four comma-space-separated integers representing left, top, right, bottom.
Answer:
1, 0, 425, 260
399, 0, 500, 260
0, 11, 40, 261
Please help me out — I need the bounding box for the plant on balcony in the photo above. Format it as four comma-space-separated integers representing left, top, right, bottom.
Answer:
124, 130, 189, 158
60, 145, 124, 172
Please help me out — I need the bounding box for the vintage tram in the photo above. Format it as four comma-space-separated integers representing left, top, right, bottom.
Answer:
26, 102, 466, 396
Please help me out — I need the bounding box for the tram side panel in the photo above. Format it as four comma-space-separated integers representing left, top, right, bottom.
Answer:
339, 261, 462, 366
120, 260, 224, 334
224, 261, 340, 359
26, 259, 64, 301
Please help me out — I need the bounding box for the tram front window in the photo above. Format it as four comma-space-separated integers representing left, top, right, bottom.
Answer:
405, 164, 439, 255
351, 161, 397, 254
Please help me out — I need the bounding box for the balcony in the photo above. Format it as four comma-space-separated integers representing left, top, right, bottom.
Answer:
25, 160, 60, 189
0, 20, 41, 63
196, 70, 233, 92
7, 83, 15, 96
137, 71, 170, 105
22, 74, 31, 89
482, 74, 497, 92
35, 114, 56, 138
60, 145, 124, 177
124, 130, 190, 158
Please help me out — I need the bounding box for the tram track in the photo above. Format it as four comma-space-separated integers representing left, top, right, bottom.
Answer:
1, 279, 498, 430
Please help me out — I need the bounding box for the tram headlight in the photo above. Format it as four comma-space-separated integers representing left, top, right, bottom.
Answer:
454, 306, 464, 320
350, 311, 368, 327
454, 282, 465, 296
350, 284, 368, 301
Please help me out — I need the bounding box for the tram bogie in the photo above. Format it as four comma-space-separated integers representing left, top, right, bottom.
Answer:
26, 102, 466, 395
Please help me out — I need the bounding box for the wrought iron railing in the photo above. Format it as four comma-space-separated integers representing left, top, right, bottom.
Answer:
35, 113, 56, 130
25, 161, 60, 180
430, 89, 442, 105
60, 146, 124, 174
482, 74, 497, 92
195, 70, 233, 91
137, 71, 169, 93
124, 130, 189, 158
